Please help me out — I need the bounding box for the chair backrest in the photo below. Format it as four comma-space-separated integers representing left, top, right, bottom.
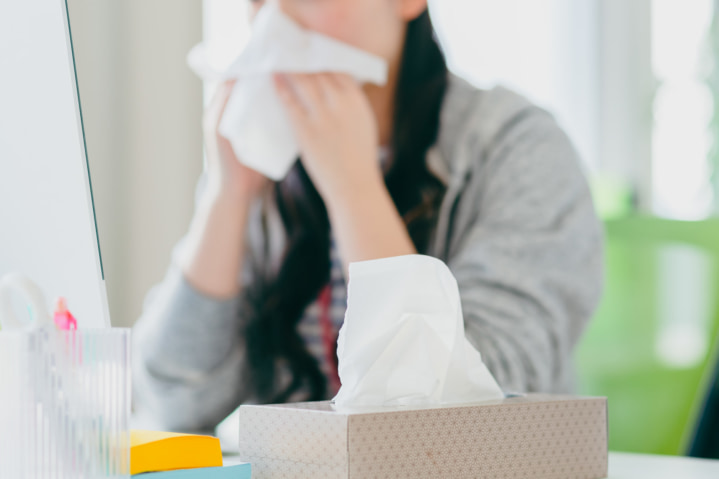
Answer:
575, 217, 719, 455
688, 341, 719, 458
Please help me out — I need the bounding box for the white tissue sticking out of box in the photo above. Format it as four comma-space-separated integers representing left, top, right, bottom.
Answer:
187, 0, 389, 181
333, 255, 505, 407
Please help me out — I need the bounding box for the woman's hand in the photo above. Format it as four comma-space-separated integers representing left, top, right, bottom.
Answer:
273, 72, 384, 204
203, 80, 269, 201
274, 72, 416, 272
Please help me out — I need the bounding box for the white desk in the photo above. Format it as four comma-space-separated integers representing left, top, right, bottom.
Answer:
224, 452, 719, 477
608, 452, 719, 478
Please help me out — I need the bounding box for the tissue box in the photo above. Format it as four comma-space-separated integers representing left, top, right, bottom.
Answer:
238, 394, 607, 479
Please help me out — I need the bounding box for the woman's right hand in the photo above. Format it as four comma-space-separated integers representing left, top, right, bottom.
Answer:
203, 80, 269, 201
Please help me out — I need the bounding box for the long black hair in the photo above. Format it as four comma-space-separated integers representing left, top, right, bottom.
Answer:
241, 10, 449, 403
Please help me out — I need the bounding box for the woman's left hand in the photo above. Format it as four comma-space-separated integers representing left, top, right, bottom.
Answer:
274, 72, 383, 204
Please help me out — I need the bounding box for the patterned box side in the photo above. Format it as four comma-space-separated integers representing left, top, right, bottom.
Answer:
347, 396, 608, 479
239, 404, 349, 479
244, 457, 348, 479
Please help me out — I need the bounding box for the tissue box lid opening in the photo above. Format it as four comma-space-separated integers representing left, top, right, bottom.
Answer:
246, 393, 602, 414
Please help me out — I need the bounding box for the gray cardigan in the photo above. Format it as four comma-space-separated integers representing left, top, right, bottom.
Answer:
132, 75, 604, 431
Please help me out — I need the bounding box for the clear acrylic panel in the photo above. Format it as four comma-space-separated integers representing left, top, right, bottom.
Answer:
0, 327, 131, 479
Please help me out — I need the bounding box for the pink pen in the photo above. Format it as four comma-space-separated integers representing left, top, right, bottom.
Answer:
53, 297, 78, 330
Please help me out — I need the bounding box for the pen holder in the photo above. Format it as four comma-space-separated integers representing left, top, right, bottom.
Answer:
0, 327, 131, 479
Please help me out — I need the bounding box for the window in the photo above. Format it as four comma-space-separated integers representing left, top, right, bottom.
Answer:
651, 0, 715, 219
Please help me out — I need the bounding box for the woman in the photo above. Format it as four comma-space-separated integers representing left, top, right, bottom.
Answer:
133, 0, 603, 431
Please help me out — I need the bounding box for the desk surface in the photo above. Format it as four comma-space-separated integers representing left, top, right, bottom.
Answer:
224, 452, 719, 477
608, 452, 719, 478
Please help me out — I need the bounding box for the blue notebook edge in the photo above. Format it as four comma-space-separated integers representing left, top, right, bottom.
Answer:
133, 463, 251, 478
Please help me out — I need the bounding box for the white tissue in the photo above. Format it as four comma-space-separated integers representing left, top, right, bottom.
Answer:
187, 1, 389, 181
333, 255, 504, 407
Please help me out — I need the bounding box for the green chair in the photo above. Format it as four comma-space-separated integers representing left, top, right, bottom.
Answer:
575, 216, 719, 455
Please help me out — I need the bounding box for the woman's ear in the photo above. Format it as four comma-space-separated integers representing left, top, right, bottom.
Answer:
396, 0, 428, 21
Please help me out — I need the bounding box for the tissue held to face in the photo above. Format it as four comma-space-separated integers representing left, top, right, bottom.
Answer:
248, 0, 420, 66
205, 0, 420, 201
233, 0, 428, 204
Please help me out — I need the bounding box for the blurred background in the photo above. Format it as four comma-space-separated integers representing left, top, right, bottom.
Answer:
67, 0, 719, 458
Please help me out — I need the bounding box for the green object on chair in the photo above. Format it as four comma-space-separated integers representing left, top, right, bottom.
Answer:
575, 217, 719, 455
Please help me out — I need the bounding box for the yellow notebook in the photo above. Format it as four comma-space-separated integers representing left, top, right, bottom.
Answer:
130, 430, 223, 475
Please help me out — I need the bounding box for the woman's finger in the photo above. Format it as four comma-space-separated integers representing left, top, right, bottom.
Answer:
204, 80, 236, 131
315, 73, 340, 107
274, 73, 310, 129
217, 80, 237, 111
327, 73, 364, 105
332, 73, 356, 91
325, 72, 347, 89
287, 73, 325, 115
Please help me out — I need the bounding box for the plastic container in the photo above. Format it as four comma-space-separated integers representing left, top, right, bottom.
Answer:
0, 327, 131, 478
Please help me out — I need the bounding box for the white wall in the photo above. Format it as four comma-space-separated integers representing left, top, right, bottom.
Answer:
67, 0, 203, 327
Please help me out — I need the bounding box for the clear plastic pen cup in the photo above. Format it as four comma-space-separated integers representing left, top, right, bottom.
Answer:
0, 327, 131, 479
